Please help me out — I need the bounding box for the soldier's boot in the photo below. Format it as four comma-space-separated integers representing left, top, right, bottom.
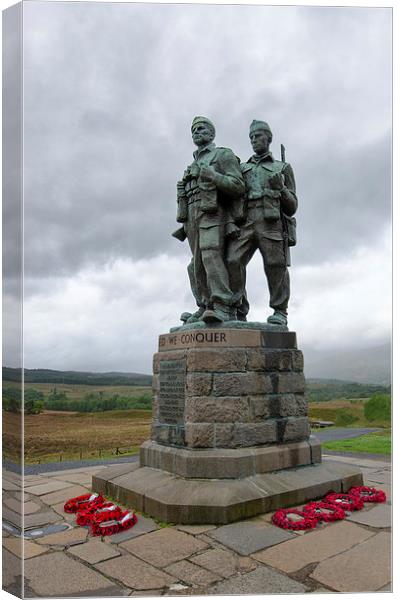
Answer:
202, 304, 237, 324
267, 310, 288, 326
180, 308, 205, 324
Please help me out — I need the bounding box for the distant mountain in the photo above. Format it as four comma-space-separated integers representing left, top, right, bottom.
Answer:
304, 343, 391, 386
2, 367, 152, 386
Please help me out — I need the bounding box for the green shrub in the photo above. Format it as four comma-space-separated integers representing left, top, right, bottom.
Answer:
364, 394, 391, 423
335, 410, 358, 426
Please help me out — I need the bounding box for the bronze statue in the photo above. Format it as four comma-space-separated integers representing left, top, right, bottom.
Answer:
175, 117, 245, 324
227, 120, 297, 326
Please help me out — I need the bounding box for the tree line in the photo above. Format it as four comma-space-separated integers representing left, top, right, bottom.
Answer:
2, 387, 152, 414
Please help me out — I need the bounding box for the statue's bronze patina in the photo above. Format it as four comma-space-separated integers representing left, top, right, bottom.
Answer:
174, 117, 297, 327
175, 117, 245, 324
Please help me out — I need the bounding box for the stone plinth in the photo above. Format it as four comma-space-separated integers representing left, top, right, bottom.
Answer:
92, 327, 363, 524
152, 329, 309, 450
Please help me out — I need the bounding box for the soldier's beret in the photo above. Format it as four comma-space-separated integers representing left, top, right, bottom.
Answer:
191, 116, 215, 134
250, 120, 272, 136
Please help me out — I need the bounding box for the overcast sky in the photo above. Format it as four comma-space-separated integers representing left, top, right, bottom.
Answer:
3, 2, 392, 372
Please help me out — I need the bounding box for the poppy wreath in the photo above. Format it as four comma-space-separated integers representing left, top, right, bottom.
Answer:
324, 492, 364, 511
64, 493, 104, 514
348, 485, 386, 503
91, 509, 138, 536
272, 508, 318, 531
303, 501, 346, 522
76, 502, 122, 527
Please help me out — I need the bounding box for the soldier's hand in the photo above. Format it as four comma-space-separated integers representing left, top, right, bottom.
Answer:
177, 181, 185, 194
199, 165, 217, 183
269, 172, 285, 191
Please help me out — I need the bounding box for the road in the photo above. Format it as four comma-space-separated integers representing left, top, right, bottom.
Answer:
8, 427, 383, 475
314, 427, 381, 442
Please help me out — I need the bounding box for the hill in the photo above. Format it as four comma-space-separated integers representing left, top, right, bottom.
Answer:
303, 343, 391, 385
2, 367, 152, 387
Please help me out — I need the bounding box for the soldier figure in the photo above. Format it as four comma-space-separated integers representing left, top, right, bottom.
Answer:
227, 120, 298, 326
176, 116, 245, 324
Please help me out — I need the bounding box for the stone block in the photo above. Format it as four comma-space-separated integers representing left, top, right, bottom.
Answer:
246, 348, 292, 371
186, 373, 212, 396
185, 423, 214, 448
213, 372, 273, 396
249, 395, 275, 419
214, 424, 235, 448
278, 417, 310, 442
155, 349, 187, 383
152, 374, 159, 393
275, 372, 306, 394
234, 421, 277, 446
278, 394, 307, 417
291, 350, 304, 371
309, 436, 322, 463
186, 396, 250, 423
187, 348, 247, 372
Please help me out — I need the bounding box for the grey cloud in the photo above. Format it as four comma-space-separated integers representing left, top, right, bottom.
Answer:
17, 2, 391, 294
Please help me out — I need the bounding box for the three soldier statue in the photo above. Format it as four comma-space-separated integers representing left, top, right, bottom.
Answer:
174, 116, 298, 327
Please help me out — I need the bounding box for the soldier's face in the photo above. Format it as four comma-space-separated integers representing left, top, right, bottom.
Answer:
192, 124, 214, 147
250, 129, 270, 155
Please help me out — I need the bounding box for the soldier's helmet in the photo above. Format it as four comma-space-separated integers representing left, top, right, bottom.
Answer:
191, 116, 216, 135
250, 120, 272, 140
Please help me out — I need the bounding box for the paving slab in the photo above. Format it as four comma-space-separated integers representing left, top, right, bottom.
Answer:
24, 508, 61, 529
2, 537, 47, 559
105, 514, 158, 544
3, 497, 41, 515
53, 472, 94, 485
347, 503, 391, 528
366, 471, 391, 485
165, 559, 222, 586
2, 548, 22, 590
120, 528, 208, 567
2, 480, 20, 491
37, 525, 88, 546
209, 519, 295, 555
39, 484, 89, 506
253, 521, 375, 573
23, 479, 73, 496
176, 524, 217, 535
95, 554, 177, 590
190, 547, 256, 578
311, 532, 391, 592
129, 590, 164, 596
207, 564, 309, 594
24, 551, 124, 596
52, 502, 80, 523
67, 538, 121, 564
2, 507, 22, 528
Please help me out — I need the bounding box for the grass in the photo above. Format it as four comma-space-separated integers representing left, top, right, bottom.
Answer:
309, 398, 390, 428
322, 430, 391, 455
3, 408, 151, 464
4, 381, 152, 401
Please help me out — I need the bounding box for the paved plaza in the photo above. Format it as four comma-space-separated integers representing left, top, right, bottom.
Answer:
2, 453, 392, 597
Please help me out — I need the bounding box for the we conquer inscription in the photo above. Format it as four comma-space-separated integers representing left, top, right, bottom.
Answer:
159, 330, 228, 351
